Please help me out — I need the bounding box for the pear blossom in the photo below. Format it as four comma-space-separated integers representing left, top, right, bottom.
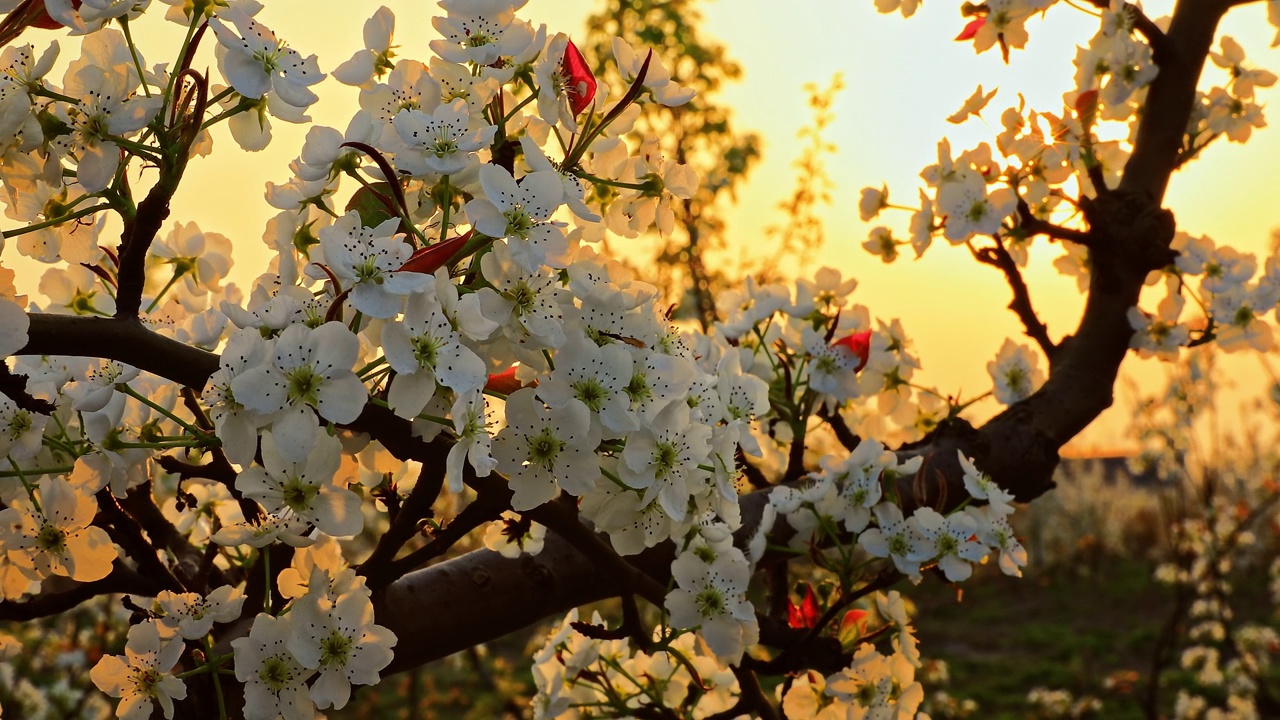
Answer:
0, 297, 27, 358
430, 56, 500, 111
391, 98, 495, 176
968, 505, 1028, 576
473, 240, 566, 349
1210, 36, 1277, 99
605, 136, 698, 238
231, 321, 366, 462
290, 116, 377, 183
987, 338, 1044, 404
466, 165, 569, 271
958, 451, 1015, 515
286, 591, 397, 710
430, 0, 530, 66
0, 41, 58, 146
862, 225, 901, 263
359, 58, 440, 132
446, 389, 498, 492
619, 401, 712, 522
1206, 86, 1268, 143
536, 331, 636, 436
1128, 303, 1191, 360
937, 179, 1017, 243
858, 184, 889, 222
59, 30, 163, 193
947, 85, 999, 124
318, 211, 431, 318
858, 502, 933, 581
803, 326, 868, 400
212, 510, 314, 549
381, 275, 487, 419
332, 6, 396, 89
912, 507, 987, 582
612, 37, 695, 106
0, 394, 44, 461
0, 476, 117, 583
829, 439, 920, 533
535, 34, 597, 131
89, 621, 187, 720
1212, 284, 1275, 351
232, 613, 316, 720
156, 585, 246, 640
236, 430, 364, 537
202, 326, 275, 466
210, 12, 324, 110
664, 542, 757, 663
826, 643, 924, 715
493, 388, 601, 510
483, 511, 546, 558
149, 221, 234, 310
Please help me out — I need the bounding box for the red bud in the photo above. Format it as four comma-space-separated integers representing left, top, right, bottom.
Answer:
1075, 89, 1099, 130
786, 585, 821, 630
832, 330, 872, 373
562, 39, 596, 116
955, 17, 984, 41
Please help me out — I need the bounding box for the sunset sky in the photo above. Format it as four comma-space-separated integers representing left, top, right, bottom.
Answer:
12, 0, 1280, 453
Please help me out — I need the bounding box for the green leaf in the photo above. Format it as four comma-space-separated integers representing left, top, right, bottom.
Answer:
346, 182, 399, 228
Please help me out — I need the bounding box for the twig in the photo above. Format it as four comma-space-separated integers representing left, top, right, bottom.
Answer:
0, 364, 55, 415
358, 458, 447, 587
95, 489, 188, 593
1083, 0, 1170, 62
816, 405, 861, 452
525, 491, 667, 606
384, 475, 506, 578
1016, 197, 1094, 247
0, 561, 158, 621
969, 239, 1058, 361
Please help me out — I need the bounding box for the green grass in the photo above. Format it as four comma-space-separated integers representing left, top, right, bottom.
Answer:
909, 554, 1275, 719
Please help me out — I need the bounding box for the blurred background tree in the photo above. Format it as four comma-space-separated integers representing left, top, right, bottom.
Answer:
585, 0, 761, 329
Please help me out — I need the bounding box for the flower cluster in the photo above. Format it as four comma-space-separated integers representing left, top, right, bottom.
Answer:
771, 447, 1026, 582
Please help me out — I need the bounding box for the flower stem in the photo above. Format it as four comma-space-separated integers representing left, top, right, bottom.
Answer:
115, 383, 207, 438
1, 203, 112, 240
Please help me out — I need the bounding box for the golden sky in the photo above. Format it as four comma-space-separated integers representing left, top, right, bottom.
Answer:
12, 0, 1280, 453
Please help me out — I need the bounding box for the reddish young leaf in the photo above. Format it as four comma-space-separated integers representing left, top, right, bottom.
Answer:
832, 330, 872, 373
30, 0, 80, 29
955, 17, 985, 41
399, 231, 471, 275
839, 608, 869, 640
562, 39, 597, 116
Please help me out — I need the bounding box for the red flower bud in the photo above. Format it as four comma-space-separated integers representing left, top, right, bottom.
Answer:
955, 17, 984, 41
832, 330, 872, 373
786, 585, 821, 630
562, 39, 596, 116
1075, 89, 1099, 130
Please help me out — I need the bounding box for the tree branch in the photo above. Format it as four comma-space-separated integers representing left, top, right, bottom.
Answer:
969, 239, 1057, 360
1016, 196, 1093, 247
20, 314, 219, 390
0, 561, 159, 621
